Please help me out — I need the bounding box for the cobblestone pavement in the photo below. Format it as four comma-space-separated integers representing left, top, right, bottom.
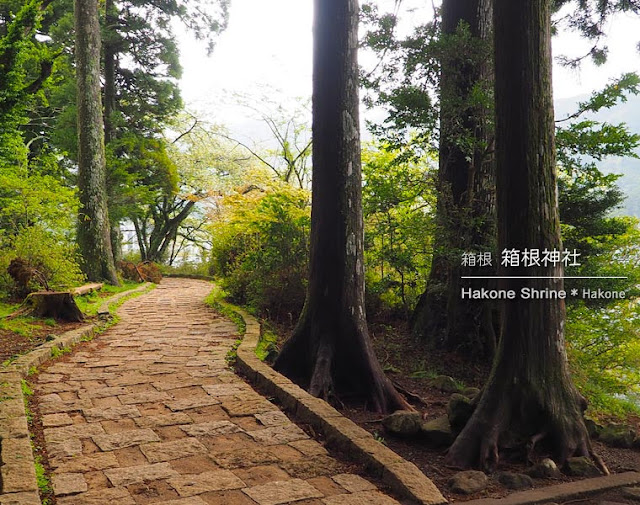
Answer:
32, 278, 401, 505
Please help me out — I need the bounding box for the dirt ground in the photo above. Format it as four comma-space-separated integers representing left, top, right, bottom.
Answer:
273, 317, 640, 503
0, 320, 88, 364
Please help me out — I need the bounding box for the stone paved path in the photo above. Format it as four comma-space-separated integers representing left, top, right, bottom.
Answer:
32, 278, 402, 505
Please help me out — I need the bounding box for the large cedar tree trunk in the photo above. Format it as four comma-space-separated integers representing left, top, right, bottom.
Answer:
445, 0, 597, 470
75, 0, 119, 285
274, 0, 408, 413
412, 0, 497, 359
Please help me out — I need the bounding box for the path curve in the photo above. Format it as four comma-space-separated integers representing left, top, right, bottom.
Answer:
32, 278, 401, 505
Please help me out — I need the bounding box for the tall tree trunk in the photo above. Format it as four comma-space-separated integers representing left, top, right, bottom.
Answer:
412, 0, 496, 359
75, 0, 119, 285
103, 0, 117, 146
445, 0, 599, 470
274, 0, 409, 413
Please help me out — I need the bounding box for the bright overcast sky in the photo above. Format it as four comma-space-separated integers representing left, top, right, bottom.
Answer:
176, 0, 640, 139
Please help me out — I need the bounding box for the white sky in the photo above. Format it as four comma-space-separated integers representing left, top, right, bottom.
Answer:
176, 0, 640, 140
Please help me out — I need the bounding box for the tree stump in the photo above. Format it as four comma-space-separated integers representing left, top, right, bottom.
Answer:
23, 292, 84, 322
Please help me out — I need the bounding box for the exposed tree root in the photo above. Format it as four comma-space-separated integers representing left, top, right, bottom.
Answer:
445, 383, 604, 474
275, 318, 412, 414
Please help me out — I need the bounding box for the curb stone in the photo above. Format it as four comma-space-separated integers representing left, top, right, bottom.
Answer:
465, 472, 640, 505
0, 282, 152, 505
230, 304, 448, 505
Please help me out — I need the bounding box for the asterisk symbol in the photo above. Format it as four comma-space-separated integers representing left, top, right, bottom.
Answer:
570, 288, 578, 296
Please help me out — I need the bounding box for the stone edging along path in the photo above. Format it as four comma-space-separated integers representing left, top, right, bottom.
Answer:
229, 304, 448, 505
0, 282, 152, 505
226, 299, 640, 505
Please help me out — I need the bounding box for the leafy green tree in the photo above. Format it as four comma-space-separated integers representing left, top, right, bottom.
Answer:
209, 182, 311, 318
362, 145, 436, 315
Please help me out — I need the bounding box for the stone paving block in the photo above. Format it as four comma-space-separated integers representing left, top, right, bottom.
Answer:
332, 474, 377, 493
37, 382, 76, 394
140, 437, 208, 463
77, 386, 128, 399
39, 398, 92, 414
38, 373, 65, 383
246, 424, 308, 445
242, 478, 324, 505
1, 438, 38, 493
289, 439, 329, 457
210, 448, 281, 469
180, 420, 242, 437
52, 472, 88, 496
42, 413, 74, 427
162, 498, 209, 505
153, 379, 204, 391
168, 469, 246, 496
56, 487, 136, 505
0, 491, 41, 505
47, 438, 83, 460
134, 412, 193, 428
44, 422, 106, 444
222, 398, 277, 417
118, 391, 171, 404
322, 490, 401, 505
255, 411, 290, 427
166, 397, 221, 411
0, 415, 29, 439
203, 383, 248, 396
93, 428, 160, 450
52, 452, 119, 472
104, 462, 179, 486
0, 399, 29, 419
83, 405, 141, 422
279, 455, 347, 480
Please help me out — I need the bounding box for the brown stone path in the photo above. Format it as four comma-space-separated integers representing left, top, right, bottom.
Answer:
31, 278, 402, 505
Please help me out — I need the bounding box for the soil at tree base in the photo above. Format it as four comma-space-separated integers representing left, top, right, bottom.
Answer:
273, 317, 640, 503
0, 321, 88, 363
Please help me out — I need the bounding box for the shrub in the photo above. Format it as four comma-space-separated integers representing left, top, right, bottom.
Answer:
567, 300, 640, 416
209, 185, 310, 319
0, 226, 84, 298
119, 260, 162, 283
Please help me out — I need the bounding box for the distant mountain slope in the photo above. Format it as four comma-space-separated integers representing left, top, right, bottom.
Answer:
556, 94, 640, 217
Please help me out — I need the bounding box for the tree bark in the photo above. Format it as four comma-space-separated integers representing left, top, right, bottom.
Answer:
445, 0, 597, 470
274, 0, 409, 413
412, 0, 497, 360
75, 0, 119, 285
23, 292, 84, 322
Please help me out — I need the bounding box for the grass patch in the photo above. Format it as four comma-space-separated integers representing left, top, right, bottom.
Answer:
50, 346, 71, 359
204, 286, 246, 336
255, 329, 278, 362
34, 455, 52, 499
0, 300, 20, 318
75, 280, 142, 316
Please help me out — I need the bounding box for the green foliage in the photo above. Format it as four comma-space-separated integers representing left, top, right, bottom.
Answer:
21, 379, 33, 397
0, 225, 84, 295
0, 164, 78, 235
567, 301, 640, 416
50, 345, 71, 358
255, 329, 278, 362
204, 286, 247, 336
74, 281, 140, 316
34, 456, 52, 498
362, 145, 436, 314
209, 182, 310, 319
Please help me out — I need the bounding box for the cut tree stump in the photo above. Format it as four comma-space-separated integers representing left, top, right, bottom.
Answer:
22, 291, 84, 322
